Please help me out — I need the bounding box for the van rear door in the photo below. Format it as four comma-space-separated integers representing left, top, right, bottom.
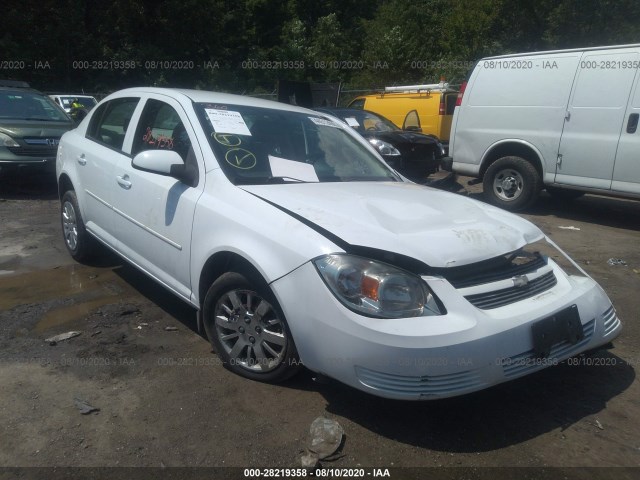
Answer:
555, 48, 639, 189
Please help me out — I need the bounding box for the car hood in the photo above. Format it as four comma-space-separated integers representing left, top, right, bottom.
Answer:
0, 121, 73, 138
241, 182, 543, 268
362, 130, 438, 145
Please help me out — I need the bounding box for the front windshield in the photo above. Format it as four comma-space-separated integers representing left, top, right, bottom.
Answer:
337, 110, 399, 134
0, 91, 71, 122
195, 103, 400, 185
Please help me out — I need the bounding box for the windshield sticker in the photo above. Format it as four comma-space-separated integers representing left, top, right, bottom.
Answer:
205, 108, 252, 136
213, 132, 242, 147
308, 116, 340, 128
203, 104, 228, 110
225, 148, 257, 170
345, 117, 360, 127
268, 155, 319, 182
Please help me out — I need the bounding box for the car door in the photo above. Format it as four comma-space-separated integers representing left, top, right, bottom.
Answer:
611, 71, 640, 195
75, 97, 140, 248
111, 95, 205, 301
555, 48, 639, 189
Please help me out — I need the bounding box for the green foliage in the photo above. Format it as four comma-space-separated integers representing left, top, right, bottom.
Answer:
543, 0, 640, 48
1, 0, 639, 94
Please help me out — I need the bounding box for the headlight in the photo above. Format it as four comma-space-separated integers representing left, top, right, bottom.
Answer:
0, 133, 19, 147
369, 139, 400, 156
314, 254, 443, 318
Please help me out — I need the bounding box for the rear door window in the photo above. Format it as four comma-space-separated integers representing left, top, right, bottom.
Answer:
86, 97, 139, 151
445, 93, 457, 115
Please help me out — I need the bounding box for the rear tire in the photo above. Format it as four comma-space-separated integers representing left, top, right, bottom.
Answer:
202, 270, 301, 383
483, 156, 541, 211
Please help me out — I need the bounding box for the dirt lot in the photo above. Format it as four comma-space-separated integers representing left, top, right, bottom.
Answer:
0, 170, 639, 478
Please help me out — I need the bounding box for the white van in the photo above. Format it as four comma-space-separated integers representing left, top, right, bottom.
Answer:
445, 44, 640, 210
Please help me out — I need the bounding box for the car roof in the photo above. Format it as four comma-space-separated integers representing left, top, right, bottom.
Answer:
108, 87, 316, 115
483, 42, 640, 60
0, 86, 43, 95
0, 80, 30, 88
315, 107, 386, 119
52, 94, 96, 98
316, 107, 368, 114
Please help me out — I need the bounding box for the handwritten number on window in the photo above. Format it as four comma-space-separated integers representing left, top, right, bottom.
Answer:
142, 126, 174, 149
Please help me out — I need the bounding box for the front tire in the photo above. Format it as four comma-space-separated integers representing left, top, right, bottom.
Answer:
202, 271, 301, 383
483, 156, 541, 211
60, 190, 97, 262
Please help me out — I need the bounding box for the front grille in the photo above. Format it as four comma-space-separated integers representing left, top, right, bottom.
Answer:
465, 271, 557, 309
433, 250, 548, 289
23, 136, 60, 146
6, 146, 57, 157
356, 366, 485, 397
397, 144, 436, 163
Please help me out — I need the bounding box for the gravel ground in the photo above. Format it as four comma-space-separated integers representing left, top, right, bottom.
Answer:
0, 169, 639, 479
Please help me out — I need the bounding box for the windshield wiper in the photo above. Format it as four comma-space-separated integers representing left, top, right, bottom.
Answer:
21, 117, 61, 122
339, 175, 399, 182
265, 176, 312, 184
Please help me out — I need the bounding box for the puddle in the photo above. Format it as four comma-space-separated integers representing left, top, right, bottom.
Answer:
0, 255, 22, 272
0, 264, 137, 330
0, 264, 100, 310
34, 297, 122, 333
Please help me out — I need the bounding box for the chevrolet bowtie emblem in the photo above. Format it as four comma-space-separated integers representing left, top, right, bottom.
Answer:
512, 275, 529, 288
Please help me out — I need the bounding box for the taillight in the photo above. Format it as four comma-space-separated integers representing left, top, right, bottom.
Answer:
456, 81, 467, 107
438, 95, 445, 115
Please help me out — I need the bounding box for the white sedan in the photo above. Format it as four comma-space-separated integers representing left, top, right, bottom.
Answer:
56, 87, 622, 400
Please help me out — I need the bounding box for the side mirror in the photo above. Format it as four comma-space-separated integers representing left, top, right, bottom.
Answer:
132, 150, 196, 186
133, 150, 183, 175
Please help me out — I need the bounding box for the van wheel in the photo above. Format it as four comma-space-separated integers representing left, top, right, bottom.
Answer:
483, 156, 541, 211
202, 271, 301, 383
546, 186, 585, 201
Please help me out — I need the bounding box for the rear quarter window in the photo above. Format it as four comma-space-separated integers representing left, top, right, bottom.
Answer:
445, 93, 457, 115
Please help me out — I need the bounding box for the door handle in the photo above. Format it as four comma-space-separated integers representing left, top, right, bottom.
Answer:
76, 154, 87, 166
565, 111, 571, 121
116, 174, 132, 189
627, 113, 639, 134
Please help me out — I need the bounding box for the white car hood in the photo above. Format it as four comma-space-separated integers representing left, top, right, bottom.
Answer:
242, 182, 543, 268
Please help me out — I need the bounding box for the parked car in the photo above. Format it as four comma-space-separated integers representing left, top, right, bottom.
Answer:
0, 80, 74, 173
49, 94, 98, 123
348, 82, 458, 153
57, 87, 621, 400
315, 107, 444, 182
445, 44, 640, 211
